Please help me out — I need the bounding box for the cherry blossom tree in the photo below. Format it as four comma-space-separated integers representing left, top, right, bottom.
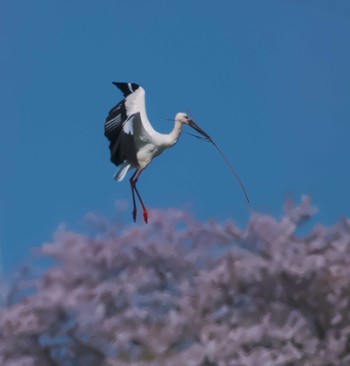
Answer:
1, 196, 350, 365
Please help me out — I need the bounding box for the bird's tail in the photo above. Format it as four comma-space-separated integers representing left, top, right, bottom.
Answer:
114, 163, 132, 182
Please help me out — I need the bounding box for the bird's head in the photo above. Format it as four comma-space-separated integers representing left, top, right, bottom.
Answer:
175, 112, 212, 141
175, 112, 191, 125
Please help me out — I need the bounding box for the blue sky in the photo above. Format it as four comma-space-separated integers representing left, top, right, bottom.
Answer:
1, 0, 350, 272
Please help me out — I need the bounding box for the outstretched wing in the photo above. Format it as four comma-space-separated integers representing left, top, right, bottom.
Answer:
104, 82, 153, 167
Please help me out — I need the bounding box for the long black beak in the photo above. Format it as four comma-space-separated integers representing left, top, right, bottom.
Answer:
188, 119, 212, 141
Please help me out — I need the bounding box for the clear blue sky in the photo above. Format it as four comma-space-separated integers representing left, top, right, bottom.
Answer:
1, 0, 350, 272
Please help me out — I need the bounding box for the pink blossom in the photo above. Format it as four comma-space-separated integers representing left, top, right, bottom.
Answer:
1, 197, 350, 365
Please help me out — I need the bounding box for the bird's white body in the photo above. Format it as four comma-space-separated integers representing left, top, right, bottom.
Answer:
130, 123, 182, 168
114, 117, 183, 180
105, 83, 186, 181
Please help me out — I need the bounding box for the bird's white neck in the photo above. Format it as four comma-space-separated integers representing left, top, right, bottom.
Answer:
167, 120, 183, 146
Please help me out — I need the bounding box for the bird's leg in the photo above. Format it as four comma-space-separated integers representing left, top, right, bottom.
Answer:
134, 186, 148, 224
130, 170, 148, 224
129, 171, 138, 222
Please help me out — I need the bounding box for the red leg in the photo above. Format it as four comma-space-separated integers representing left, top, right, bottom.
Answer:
129, 171, 138, 222
130, 170, 148, 223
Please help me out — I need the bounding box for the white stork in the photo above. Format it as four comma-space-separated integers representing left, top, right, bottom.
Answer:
104, 82, 249, 223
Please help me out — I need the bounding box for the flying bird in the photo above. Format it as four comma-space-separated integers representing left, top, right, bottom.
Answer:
104, 82, 249, 223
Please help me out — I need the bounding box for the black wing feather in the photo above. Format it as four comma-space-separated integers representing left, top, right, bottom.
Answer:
112, 82, 140, 97
104, 98, 138, 167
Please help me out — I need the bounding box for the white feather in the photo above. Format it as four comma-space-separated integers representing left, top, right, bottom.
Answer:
114, 163, 132, 182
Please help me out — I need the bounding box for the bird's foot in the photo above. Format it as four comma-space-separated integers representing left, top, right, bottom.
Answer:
132, 209, 137, 222
143, 209, 148, 224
